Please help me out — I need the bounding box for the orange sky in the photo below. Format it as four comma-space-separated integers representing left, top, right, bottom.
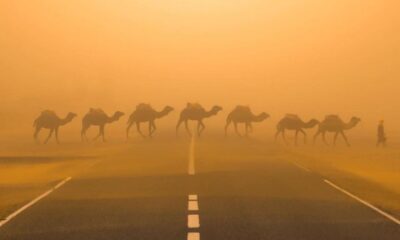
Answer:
0, 0, 399, 139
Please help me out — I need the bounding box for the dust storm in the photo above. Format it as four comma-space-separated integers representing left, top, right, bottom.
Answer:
0, 1, 399, 239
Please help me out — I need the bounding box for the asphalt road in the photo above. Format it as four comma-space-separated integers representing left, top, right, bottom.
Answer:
0, 139, 399, 240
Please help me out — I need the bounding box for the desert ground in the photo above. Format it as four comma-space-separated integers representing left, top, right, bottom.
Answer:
0, 132, 399, 239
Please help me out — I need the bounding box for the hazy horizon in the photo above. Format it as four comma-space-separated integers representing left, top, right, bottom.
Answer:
1, 0, 399, 141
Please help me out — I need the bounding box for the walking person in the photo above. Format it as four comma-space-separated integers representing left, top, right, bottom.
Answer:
377, 120, 387, 147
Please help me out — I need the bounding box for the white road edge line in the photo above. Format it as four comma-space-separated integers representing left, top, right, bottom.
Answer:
290, 161, 311, 172
0, 177, 72, 228
324, 179, 400, 226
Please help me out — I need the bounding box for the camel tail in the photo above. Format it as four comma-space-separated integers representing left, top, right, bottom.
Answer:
33, 118, 39, 127
127, 114, 135, 124
224, 115, 232, 136
276, 120, 284, 131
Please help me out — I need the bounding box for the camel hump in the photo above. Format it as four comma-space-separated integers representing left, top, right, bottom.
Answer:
285, 113, 299, 119
325, 114, 340, 120
90, 108, 105, 115
187, 103, 203, 110
235, 105, 251, 113
41, 110, 56, 117
136, 103, 152, 111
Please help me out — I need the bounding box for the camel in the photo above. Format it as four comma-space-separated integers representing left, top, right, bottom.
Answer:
33, 110, 77, 144
225, 106, 269, 137
176, 103, 222, 136
313, 115, 361, 146
126, 104, 174, 138
81, 108, 124, 142
275, 114, 319, 145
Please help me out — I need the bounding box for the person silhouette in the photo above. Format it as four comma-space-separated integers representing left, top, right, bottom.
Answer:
377, 120, 386, 147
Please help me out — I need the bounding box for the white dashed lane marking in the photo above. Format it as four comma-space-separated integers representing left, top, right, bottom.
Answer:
188, 214, 200, 228
187, 232, 200, 240
189, 194, 198, 201
187, 135, 200, 239
188, 201, 199, 211
187, 194, 201, 239
188, 135, 196, 175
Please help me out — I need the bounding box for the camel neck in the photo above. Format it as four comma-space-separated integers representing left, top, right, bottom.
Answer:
252, 114, 266, 122
107, 115, 119, 123
344, 120, 358, 130
155, 109, 170, 119
303, 120, 316, 128
205, 110, 217, 118
60, 116, 73, 126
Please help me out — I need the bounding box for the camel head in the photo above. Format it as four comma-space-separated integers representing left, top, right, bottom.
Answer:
350, 117, 361, 124
60, 112, 77, 125
113, 111, 125, 120
342, 116, 361, 130
156, 106, 174, 119
256, 112, 270, 122
67, 112, 78, 119
211, 105, 223, 114
163, 106, 174, 113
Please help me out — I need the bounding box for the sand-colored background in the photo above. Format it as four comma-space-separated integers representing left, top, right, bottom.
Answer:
1, 1, 399, 142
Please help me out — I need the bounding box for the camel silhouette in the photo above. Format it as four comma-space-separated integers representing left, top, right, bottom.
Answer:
33, 110, 77, 144
275, 114, 319, 145
81, 108, 124, 142
225, 105, 269, 137
313, 115, 361, 146
176, 103, 222, 137
126, 104, 174, 138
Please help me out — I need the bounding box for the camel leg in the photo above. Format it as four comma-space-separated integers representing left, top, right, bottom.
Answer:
100, 125, 106, 142
149, 121, 156, 137
322, 132, 329, 146
234, 122, 242, 137
81, 124, 90, 142
313, 131, 321, 145
333, 132, 340, 146
198, 121, 205, 137
282, 129, 288, 145
44, 129, 54, 144
136, 122, 146, 138
275, 129, 282, 142
55, 127, 60, 144
197, 121, 201, 137
34, 126, 41, 142
295, 130, 299, 146
93, 126, 102, 141
148, 122, 152, 137
184, 120, 192, 136
245, 123, 251, 137
248, 123, 253, 133
299, 129, 307, 144
340, 130, 350, 147
225, 119, 232, 137
126, 122, 134, 139
176, 118, 184, 137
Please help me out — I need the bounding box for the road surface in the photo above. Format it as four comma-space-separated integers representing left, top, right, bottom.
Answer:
0, 138, 399, 240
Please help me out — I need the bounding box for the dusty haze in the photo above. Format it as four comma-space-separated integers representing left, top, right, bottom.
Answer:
1, 0, 399, 142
